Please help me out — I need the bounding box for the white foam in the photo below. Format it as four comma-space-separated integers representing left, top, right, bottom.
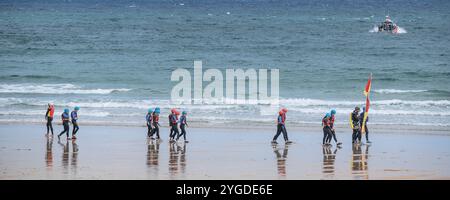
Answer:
0, 110, 110, 117
395, 26, 407, 34
0, 84, 131, 94
369, 25, 379, 33
279, 98, 450, 107
374, 89, 427, 94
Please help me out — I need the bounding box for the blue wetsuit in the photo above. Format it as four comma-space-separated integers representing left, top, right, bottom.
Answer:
58, 112, 70, 138
273, 114, 288, 142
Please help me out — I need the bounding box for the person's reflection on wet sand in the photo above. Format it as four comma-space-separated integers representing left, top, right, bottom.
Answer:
146, 139, 160, 179
45, 137, 53, 168
351, 144, 370, 179
147, 139, 160, 167
58, 140, 69, 173
178, 142, 187, 175
71, 140, 78, 175
169, 142, 179, 176
273, 144, 289, 177
322, 146, 339, 178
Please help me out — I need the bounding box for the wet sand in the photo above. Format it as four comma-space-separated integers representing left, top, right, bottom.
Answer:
1, 124, 449, 179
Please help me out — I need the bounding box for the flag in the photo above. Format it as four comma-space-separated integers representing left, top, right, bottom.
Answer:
362, 74, 372, 134
364, 73, 372, 97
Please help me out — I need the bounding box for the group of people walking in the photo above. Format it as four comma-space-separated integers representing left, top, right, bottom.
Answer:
350, 106, 370, 144
271, 107, 370, 146
145, 107, 189, 143
45, 104, 370, 146
45, 103, 80, 141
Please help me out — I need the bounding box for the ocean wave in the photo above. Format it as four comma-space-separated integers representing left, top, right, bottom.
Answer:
0, 110, 110, 117
374, 89, 428, 94
0, 75, 63, 80
287, 108, 450, 116
2, 97, 450, 109
0, 84, 131, 94
1, 119, 449, 128
280, 98, 450, 107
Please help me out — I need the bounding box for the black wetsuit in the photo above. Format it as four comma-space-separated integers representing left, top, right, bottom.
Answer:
325, 115, 338, 144
45, 109, 54, 135
150, 113, 160, 139
322, 117, 332, 145
169, 114, 179, 140
146, 113, 153, 137
58, 113, 70, 138
351, 111, 361, 143
177, 115, 187, 140
359, 112, 369, 142
273, 114, 288, 142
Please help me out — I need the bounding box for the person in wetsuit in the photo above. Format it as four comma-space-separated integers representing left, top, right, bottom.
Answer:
176, 111, 188, 142
150, 107, 161, 140
350, 107, 361, 144
70, 106, 80, 139
45, 103, 55, 136
326, 109, 341, 145
146, 108, 153, 138
322, 112, 332, 146
168, 108, 180, 142
359, 107, 371, 143
58, 108, 70, 140
272, 108, 292, 144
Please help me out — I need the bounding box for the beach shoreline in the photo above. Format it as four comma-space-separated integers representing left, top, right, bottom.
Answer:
1, 121, 449, 136
1, 124, 449, 180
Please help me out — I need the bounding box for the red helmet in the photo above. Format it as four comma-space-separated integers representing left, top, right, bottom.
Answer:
171, 108, 177, 114
281, 108, 288, 113
279, 111, 284, 115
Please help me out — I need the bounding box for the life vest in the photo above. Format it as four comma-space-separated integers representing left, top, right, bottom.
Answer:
349, 111, 359, 129
180, 115, 186, 125
152, 113, 159, 123
146, 113, 152, 123
277, 113, 286, 125
330, 115, 335, 127
169, 114, 177, 125
71, 111, 78, 122
61, 112, 69, 123
47, 106, 54, 118
322, 117, 331, 127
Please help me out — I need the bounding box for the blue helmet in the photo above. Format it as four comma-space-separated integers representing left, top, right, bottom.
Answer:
148, 108, 153, 113
362, 106, 366, 111
325, 112, 331, 118
330, 109, 336, 115
74, 106, 80, 111
64, 108, 70, 114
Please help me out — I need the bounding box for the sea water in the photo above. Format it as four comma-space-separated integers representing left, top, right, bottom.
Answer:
0, 0, 449, 127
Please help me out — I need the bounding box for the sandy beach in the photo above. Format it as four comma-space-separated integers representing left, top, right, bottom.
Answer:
1, 124, 449, 180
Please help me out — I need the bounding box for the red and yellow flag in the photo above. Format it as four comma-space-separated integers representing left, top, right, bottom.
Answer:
364, 73, 372, 97
361, 73, 372, 133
